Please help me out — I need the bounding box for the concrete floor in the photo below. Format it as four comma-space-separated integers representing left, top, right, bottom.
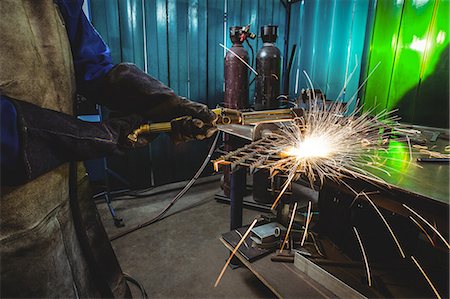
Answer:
97, 179, 276, 298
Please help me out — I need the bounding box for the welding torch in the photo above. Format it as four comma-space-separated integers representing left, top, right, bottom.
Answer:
127, 107, 303, 144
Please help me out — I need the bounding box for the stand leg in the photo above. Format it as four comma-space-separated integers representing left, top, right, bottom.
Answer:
230, 167, 246, 267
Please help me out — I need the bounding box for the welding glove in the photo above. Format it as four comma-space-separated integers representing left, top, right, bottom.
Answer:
82, 63, 217, 143
170, 116, 217, 144
3, 98, 148, 186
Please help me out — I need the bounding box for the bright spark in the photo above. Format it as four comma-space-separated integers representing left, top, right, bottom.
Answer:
353, 227, 372, 287
214, 219, 258, 288
280, 202, 298, 252
261, 97, 413, 194
300, 201, 312, 246
283, 136, 331, 159
403, 204, 450, 249
411, 255, 442, 299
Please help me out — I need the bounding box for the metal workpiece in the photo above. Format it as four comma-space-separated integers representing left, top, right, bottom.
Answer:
218, 123, 280, 141
240, 108, 303, 125
250, 222, 286, 245
254, 25, 282, 111
213, 136, 287, 173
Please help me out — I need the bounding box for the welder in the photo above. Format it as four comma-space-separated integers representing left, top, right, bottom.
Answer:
0, 0, 217, 297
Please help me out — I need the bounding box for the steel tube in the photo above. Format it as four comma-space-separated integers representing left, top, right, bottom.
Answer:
230, 167, 246, 230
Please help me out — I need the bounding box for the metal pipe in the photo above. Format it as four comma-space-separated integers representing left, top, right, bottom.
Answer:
230, 167, 246, 230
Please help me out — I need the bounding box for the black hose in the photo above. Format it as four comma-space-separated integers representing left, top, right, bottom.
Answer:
109, 132, 221, 241
124, 273, 148, 299
246, 39, 257, 87
246, 39, 255, 68
283, 44, 297, 95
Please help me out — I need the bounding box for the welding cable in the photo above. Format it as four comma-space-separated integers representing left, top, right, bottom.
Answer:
245, 39, 255, 69
246, 40, 257, 87
109, 132, 221, 241
123, 273, 148, 299
114, 175, 221, 200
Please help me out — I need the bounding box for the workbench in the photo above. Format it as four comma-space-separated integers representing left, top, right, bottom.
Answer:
219, 237, 336, 298
220, 132, 449, 298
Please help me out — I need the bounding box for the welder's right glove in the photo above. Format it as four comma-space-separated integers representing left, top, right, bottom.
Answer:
2, 98, 149, 186
81, 63, 218, 142
170, 116, 217, 144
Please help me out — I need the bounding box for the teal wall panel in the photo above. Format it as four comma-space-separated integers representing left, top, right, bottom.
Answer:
90, 0, 288, 107
206, 0, 225, 105
287, 0, 370, 113
90, 0, 287, 184
89, 0, 372, 184
89, 0, 122, 64
144, 0, 169, 84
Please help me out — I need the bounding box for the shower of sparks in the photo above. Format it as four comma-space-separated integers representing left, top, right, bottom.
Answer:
403, 204, 450, 249
300, 201, 312, 246
214, 219, 258, 288
259, 99, 413, 195
353, 227, 372, 287
211, 64, 449, 295
280, 202, 298, 252
411, 256, 442, 299
214, 75, 419, 212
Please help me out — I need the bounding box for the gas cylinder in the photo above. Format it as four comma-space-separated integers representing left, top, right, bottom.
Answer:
224, 26, 249, 109
222, 26, 252, 197
254, 25, 281, 110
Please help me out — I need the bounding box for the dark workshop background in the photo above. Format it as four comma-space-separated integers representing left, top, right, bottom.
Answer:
84, 0, 449, 188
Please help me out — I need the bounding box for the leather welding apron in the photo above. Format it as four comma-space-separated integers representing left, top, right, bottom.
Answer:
0, 1, 129, 297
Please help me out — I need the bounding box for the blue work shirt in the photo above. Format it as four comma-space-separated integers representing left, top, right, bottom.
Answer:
1, 0, 113, 174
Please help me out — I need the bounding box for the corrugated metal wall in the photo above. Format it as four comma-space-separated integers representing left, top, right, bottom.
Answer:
90, 0, 288, 106
287, 0, 371, 113
89, 0, 290, 185
88, 0, 448, 186
89, 0, 374, 185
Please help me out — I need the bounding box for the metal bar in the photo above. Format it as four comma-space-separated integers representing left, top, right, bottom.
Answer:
230, 167, 246, 230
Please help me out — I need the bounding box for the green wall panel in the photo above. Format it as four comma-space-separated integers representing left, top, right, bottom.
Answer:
414, 0, 449, 127
363, 0, 404, 114
363, 0, 449, 128
390, 0, 437, 118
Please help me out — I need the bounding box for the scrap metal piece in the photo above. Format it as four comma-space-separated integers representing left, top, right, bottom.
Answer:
251, 222, 285, 245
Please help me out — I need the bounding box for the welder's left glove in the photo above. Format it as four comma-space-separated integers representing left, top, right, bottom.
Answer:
1, 98, 150, 186
81, 63, 217, 142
